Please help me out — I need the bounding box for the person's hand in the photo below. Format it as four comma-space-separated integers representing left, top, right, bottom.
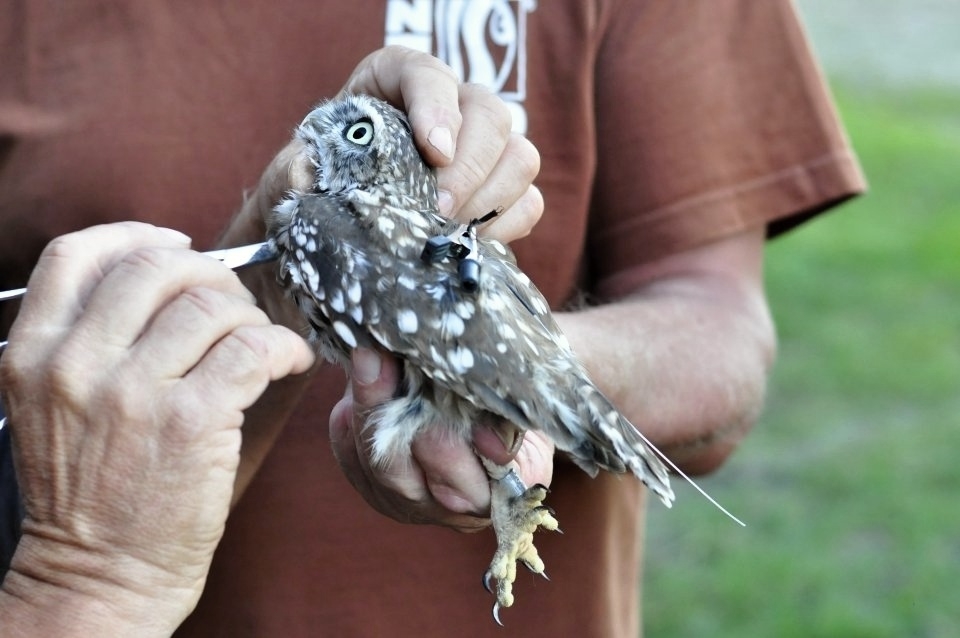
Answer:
0, 222, 315, 636
339, 45, 543, 234
329, 347, 555, 531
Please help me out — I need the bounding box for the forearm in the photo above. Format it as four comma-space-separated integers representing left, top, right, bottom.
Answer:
556, 234, 776, 474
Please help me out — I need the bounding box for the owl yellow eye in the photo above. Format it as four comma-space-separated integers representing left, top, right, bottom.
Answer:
345, 118, 374, 145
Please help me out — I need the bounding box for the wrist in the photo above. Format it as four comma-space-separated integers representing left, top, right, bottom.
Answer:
1, 533, 202, 637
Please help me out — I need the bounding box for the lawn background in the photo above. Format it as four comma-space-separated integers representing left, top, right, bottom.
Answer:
643, 2, 960, 636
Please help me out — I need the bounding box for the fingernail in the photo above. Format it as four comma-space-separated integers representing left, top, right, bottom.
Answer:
428, 126, 454, 160
491, 423, 524, 455
353, 347, 382, 385
437, 189, 454, 216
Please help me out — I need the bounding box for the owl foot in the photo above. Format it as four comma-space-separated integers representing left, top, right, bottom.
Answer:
480, 462, 560, 625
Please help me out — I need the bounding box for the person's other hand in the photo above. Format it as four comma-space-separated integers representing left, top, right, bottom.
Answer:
329, 347, 555, 531
0, 222, 314, 635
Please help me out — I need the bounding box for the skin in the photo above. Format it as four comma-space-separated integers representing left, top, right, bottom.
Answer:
0, 223, 316, 636
0, 47, 541, 635
564, 227, 776, 474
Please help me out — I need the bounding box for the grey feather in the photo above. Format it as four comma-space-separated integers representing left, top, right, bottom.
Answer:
268, 94, 675, 508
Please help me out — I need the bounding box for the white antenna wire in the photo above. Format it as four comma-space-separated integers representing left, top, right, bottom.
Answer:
636, 428, 746, 527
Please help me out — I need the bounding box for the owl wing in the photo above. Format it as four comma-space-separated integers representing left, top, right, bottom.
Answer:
354, 232, 652, 480
272, 195, 671, 498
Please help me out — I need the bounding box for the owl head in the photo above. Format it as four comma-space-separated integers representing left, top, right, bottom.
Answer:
296, 94, 435, 205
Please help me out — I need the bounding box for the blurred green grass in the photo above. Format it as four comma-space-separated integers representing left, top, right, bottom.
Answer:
643, 83, 960, 637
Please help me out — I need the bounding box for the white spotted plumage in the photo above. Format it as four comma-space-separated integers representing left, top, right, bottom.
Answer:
267, 94, 676, 506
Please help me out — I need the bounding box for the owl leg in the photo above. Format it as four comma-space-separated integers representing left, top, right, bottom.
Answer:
479, 457, 560, 625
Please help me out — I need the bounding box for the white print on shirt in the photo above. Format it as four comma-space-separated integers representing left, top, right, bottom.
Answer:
385, 0, 536, 134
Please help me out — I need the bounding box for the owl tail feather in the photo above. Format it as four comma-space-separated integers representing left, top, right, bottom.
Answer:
629, 424, 746, 527
586, 385, 746, 527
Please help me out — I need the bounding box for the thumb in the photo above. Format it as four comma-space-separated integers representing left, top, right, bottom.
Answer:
472, 420, 525, 466
349, 347, 400, 409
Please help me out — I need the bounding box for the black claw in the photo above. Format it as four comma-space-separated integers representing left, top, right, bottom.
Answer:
535, 504, 557, 516
531, 483, 550, 493
492, 602, 504, 627
540, 570, 550, 581
482, 570, 494, 594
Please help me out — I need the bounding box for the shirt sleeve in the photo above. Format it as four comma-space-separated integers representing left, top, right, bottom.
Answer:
587, 0, 866, 279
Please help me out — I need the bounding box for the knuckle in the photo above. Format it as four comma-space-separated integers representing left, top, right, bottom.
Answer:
41, 222, 146, 261
38, 222, 161, 276
41, 233, 85, 264
40, 340, 120, 416
94, 373, 145, 427
448, 155, 491, 193
0, 352, 25, 398
507, 133, 541, 181
284, 141, 314, 192
386, 44, 458, 80
403, 45, 458, 82
216, 327, 273, 379
177, 286, 234, 323
162, 388, 233, 444
519, 185, 545, 228
459, 83, 512, 133
114, 245, 174, 279
43, 342, 89, 401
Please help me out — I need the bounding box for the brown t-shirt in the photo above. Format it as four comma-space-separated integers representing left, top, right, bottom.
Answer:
0, 1, 864, 636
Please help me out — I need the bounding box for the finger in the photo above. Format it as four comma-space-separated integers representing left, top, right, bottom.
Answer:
329, 385, 389, 499
512, 431, 556, 488
473, 423, 555, 488
329, 389, 368, 485
476, 185, 544, 244
348, 347, 398, 418
411, 428, 490, 514
129, 286, 273, 379
346, 348, 430, 500
452, 131, 542, 243
330, 389, 432, 517
175, 324, 315, 423
12, 222, 192, 346
257, 138, 312, 205
441, 129, 541, 231
339, 46, 462, 168
450, 130, 540, 227
429, 84, 512, 219
337, 347, 493, 529
472, 420, 525, 466
75, 248, 254, 352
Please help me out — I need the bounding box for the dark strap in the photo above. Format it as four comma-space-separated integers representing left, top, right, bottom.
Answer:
0, 403, 24, 578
